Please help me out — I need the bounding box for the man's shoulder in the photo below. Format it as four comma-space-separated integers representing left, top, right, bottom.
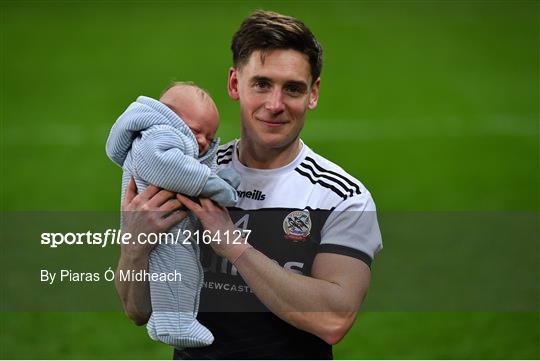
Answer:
216, 139, 236, 167
298, 146, 368, 200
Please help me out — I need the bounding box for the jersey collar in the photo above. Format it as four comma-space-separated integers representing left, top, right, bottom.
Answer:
232, 139, 308, 176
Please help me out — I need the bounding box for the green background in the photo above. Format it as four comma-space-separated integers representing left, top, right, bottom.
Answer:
1, 0, 538, 359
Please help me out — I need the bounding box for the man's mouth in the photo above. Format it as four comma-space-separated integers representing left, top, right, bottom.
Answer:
258, 117, 288, 128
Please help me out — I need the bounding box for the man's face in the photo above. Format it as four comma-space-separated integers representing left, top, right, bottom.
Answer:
228, 49, 320, 150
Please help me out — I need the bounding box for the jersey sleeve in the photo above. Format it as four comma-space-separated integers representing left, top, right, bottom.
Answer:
133, 125, 211, 196
318, 192, 383, 267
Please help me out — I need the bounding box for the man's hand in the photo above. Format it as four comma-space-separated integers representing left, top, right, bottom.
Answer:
121, 178, 186, 257
176, 194, 251, 264
115, 177, 187, 325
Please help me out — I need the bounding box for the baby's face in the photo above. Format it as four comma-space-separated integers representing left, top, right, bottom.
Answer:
161, 86, 219, 156
180, 100, 219, 156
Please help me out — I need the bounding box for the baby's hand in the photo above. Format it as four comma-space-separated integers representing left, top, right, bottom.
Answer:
200, 174, 238, 207
217, 167, 241, 189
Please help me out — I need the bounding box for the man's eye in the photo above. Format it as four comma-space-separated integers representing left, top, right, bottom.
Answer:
285, 85, 305, 96
254, 80, 270, 90
287, 86, 299, 93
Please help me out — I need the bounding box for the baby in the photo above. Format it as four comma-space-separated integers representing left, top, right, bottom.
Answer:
106, 82, 239, 349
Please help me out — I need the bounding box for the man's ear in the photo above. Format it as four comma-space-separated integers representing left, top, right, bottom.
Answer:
228, 67, 240, 101
308, 77, 320, 110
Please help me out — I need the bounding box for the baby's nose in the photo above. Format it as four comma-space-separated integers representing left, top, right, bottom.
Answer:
198, 136, 208, 155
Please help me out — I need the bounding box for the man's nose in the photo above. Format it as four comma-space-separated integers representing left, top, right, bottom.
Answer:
265, 89, 285, 113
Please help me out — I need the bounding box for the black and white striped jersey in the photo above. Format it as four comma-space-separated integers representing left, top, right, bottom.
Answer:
185, 139, 382, 359
216, 139, 382, 263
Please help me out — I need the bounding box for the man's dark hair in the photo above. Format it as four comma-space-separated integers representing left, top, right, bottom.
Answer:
231, 10, 323, 82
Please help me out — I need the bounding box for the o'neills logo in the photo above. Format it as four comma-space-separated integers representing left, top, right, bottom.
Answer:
237, 189, 266, 201
283, 210, 312, 241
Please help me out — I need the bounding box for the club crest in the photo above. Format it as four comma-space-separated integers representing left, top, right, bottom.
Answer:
283, 209, 312, 241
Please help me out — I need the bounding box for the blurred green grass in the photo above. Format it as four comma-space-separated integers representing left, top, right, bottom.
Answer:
1, 312, 538, 359
1, 1, 538, 359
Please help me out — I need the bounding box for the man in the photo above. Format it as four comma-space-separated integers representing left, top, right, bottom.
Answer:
116, 10, 382, 359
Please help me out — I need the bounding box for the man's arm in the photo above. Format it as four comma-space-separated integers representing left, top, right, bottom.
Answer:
235, 248, 370, 345
177, 196, 371, 345
115, 178, 186, 325
115, 248, 152, 326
